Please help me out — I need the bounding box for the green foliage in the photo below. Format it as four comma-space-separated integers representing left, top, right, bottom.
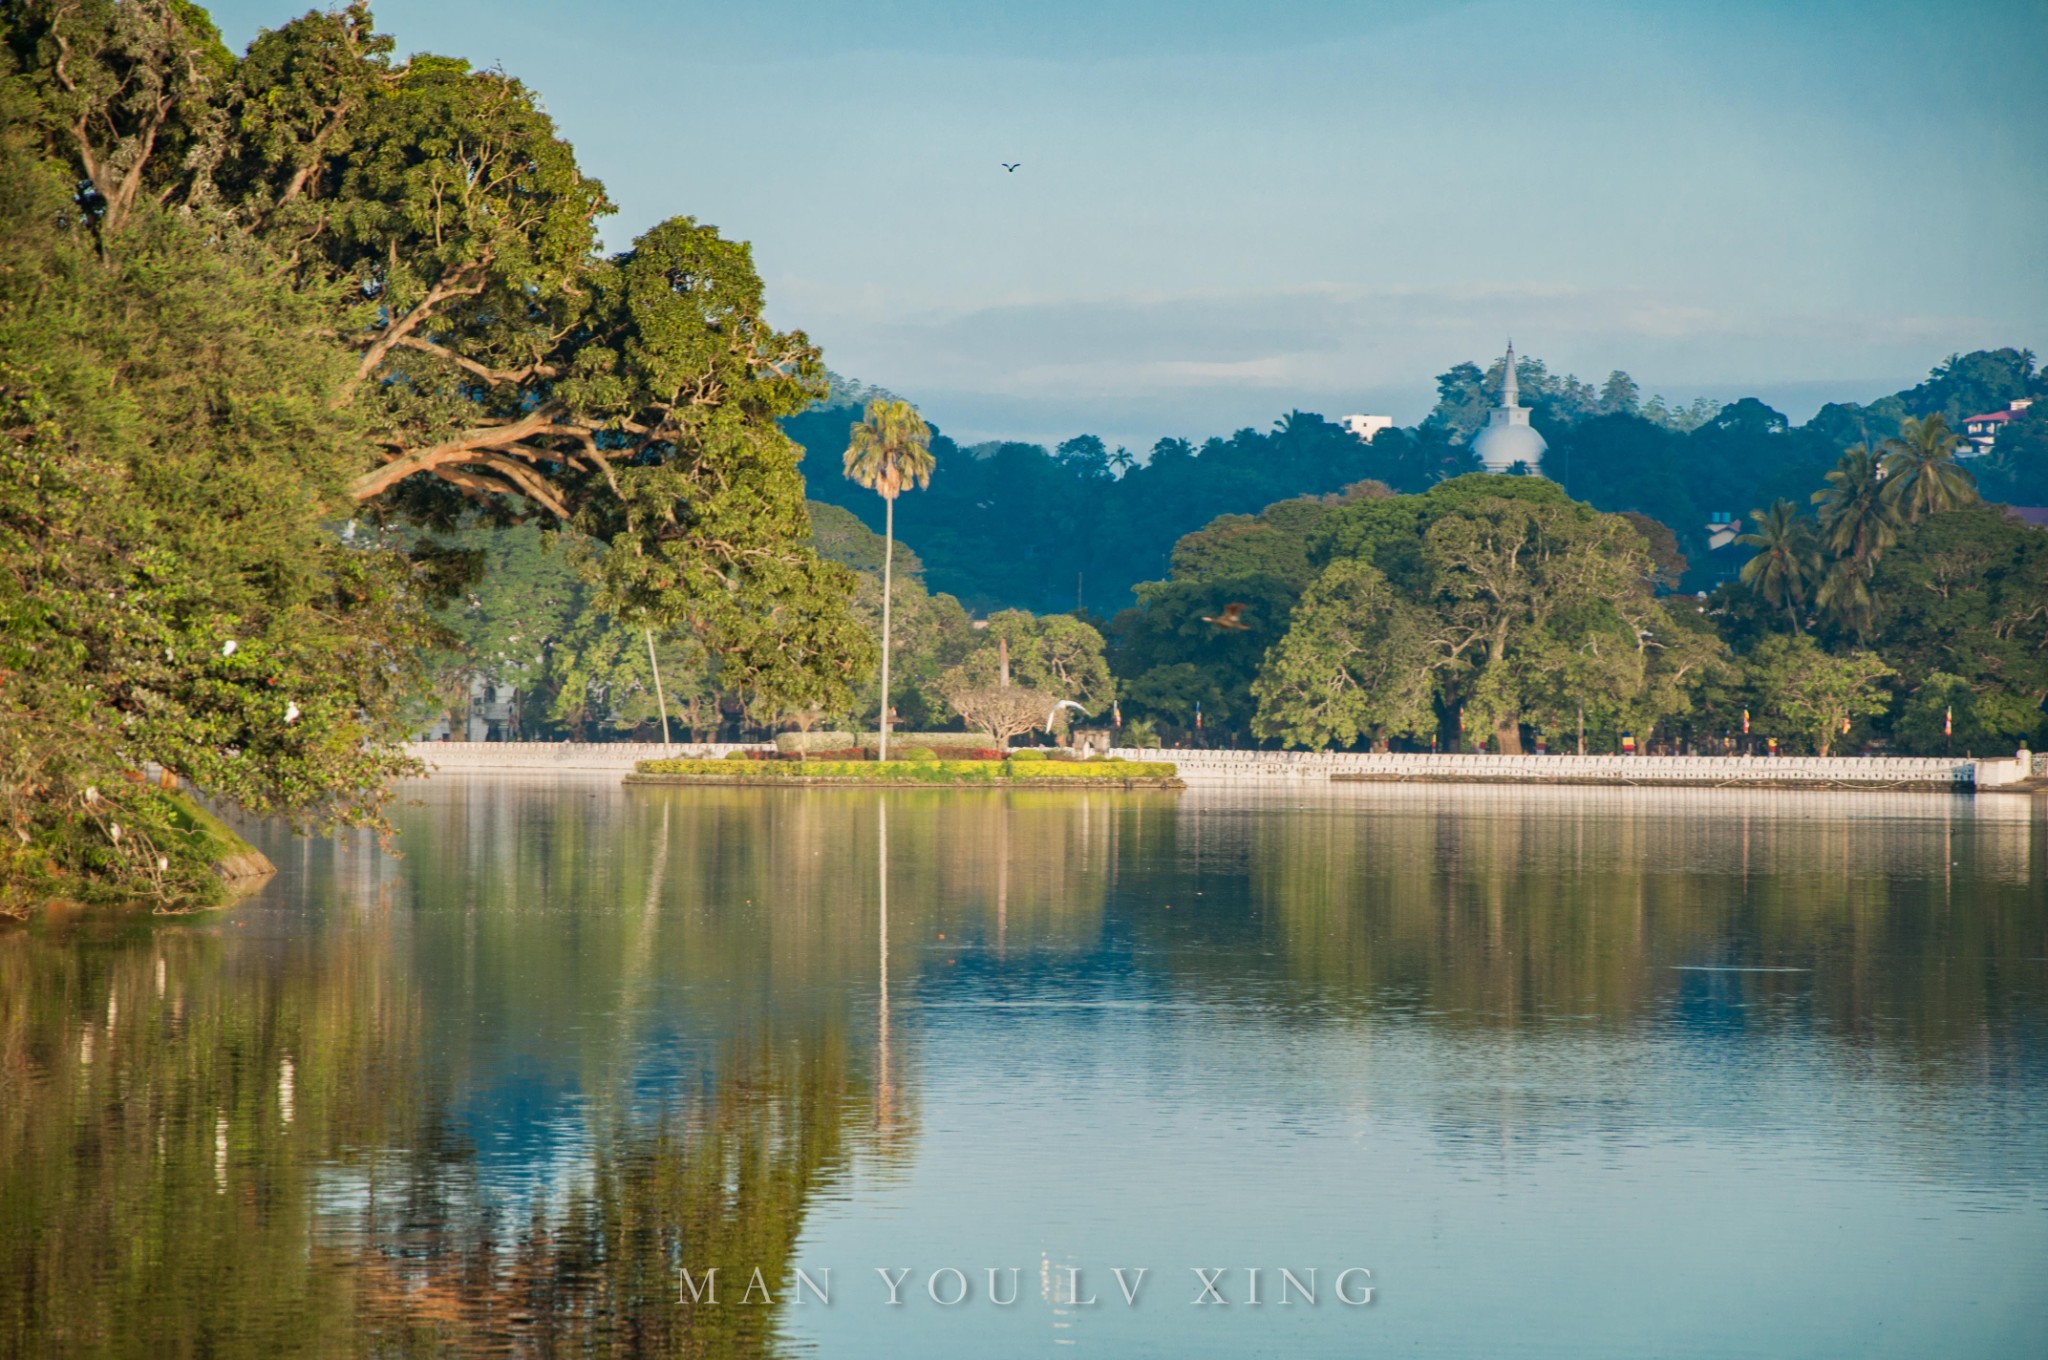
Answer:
1120, 717, 1162, 748
1008, 749, 1048, 762
1896, 348, 2041, 424
1973, 402, 2048, 506
896, 745, 938, 761
939, 611, 1112, 710
843, 398, 934, 501
1250, 560, 1439, 749
1879, 415, 1978, 521
1741, 635, 1893, 756
1864, 506, 2048, 749
1251, 479, 1676, 752
789, 347, 2041, 614
2, 1, 879, 907
0, 142, 436, 910
1736, 500, 1821, 632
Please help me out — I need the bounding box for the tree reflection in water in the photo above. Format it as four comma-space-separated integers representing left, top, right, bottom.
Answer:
0, 782, 2041, 1355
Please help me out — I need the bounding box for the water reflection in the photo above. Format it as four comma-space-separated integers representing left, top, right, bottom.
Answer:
0, 781, 2042, 1357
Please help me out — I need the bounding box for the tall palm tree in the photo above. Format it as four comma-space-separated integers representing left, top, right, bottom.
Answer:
1880, 414, 1977, 522
1811, 444, 1900, 637
1737, 499, 1821, 633
843, 399, 934, 760
1108, 445, 1136, 476
1812, 444, 1899, 562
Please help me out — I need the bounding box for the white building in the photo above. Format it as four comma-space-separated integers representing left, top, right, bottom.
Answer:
1340, 413, 1393, 443
1961, 398, 2032, 458
1471, 341, 1548, 475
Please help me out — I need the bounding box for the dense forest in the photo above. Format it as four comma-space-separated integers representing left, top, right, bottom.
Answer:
788, 348, 2048, 610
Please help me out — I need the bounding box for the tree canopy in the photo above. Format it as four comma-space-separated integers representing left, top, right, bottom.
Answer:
1, 1, 871, 906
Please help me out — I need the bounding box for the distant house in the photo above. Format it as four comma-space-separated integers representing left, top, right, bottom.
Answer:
1960, 398, 2033, 457
1705, 512, 1742, 552
1340, 413, 1393, 443
418, 677, 521, 742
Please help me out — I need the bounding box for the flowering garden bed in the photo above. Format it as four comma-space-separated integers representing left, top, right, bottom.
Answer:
625, 756, 1181, 788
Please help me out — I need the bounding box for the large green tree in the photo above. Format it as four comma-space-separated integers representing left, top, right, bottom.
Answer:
1742, 635, 1893, 757
1863, 505, 2048, 752
1251, 477, 1674, 752
2, 0, 875, 906
0, 138, 438, 909
1249, 560, 1441, 749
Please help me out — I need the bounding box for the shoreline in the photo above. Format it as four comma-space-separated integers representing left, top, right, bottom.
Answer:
407, 743, 2040, 793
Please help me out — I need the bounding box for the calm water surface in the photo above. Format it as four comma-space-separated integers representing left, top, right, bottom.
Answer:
4, 781, 2046, 1358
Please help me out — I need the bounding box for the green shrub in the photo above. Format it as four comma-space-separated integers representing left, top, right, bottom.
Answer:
723, 750, 754, 761
774, 731, 856, 754
897, 746, 938, 762
1008, 749, 1048, 762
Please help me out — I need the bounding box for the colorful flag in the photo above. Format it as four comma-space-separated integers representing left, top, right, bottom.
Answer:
1112, 700, 1122, 728
1621, 732, 1635, 753
1458, 707, 1466, 732
1741, 708, 1750, 735
1194, 701, 1202, 731
1944, 705, 1953, 737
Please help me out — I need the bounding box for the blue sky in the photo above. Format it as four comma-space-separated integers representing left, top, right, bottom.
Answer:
209, 0, 2048, 448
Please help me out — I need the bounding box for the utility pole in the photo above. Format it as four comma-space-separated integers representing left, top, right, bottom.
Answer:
645, 629, 672, 753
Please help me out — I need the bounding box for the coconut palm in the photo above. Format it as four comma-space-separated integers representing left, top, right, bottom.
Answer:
1737, 499, 1821, 633
1879, 415, 1977, 522
1812, 444, 1899, 563
843, 398, 935, 759
1811, 444, 1900, 638
1108, 445, 1136, 476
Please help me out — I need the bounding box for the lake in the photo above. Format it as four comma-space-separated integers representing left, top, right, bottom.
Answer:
4, 780, 2045, 1357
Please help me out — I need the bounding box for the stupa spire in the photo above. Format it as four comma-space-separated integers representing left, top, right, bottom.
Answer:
1501, 340, 1519, 409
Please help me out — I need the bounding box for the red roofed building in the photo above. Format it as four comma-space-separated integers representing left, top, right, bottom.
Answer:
1961, 398, 2033, 457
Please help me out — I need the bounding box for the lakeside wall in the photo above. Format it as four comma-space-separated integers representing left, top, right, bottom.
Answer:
407, 743, 2038, 791
1109, 749, 2017, 789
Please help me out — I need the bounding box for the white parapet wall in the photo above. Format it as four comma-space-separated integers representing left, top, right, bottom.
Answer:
401, 742, 2026, 791
1109, 749, 1984, 789
406, 741, 762, 773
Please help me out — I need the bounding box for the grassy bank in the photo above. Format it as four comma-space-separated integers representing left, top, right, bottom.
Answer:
2, 788, 274, 921
626, 757, 1181, 789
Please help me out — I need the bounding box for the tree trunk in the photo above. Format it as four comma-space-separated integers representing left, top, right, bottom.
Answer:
1495, 720, 1523, 755
879, 495, 894, 761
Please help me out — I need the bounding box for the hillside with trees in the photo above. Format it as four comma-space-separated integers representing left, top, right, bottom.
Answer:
788, 348, 2048, 611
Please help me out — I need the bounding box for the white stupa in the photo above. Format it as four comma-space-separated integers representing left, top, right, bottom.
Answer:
1471, 341, 1547, 475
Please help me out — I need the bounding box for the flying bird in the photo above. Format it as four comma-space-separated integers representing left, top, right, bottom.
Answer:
1201, 603, 1251, 631
1001, 162, 1020, 172
1044, 699, 1089, 732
